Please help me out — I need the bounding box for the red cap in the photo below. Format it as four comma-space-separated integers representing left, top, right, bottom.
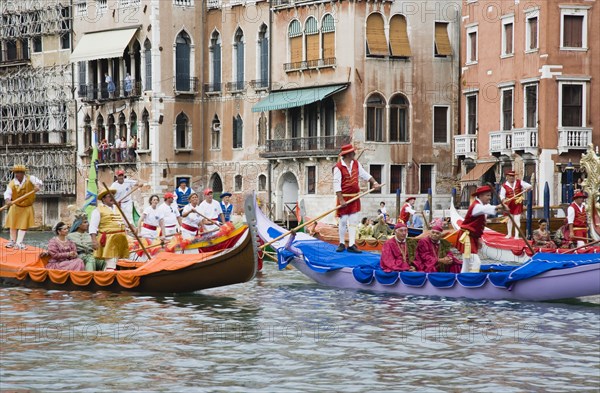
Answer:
472, 185, 493, 197
203, 188, 213, 196
573, 191, 588, 199
394, 222, 407, 230
405, 196, 416, 202
164, 192, 175, 199
116, 169, 125, 176
339, 144, 356, 156
506, 170, 516, 176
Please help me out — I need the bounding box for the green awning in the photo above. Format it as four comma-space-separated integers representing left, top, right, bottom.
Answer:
252, 84, 348, 112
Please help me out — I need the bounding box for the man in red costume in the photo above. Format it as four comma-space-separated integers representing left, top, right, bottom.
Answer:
455, 185, 504, 273
398, 196, 416, 225
567, 191, 588, 247
380, 222, 417, 272
499, 170, 532, 239
334, 144, 380, 253
413, 223, 462, 273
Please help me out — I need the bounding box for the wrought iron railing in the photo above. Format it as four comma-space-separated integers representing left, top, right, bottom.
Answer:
261, 135, 351, 158
173, 77, 198, 94
79, 81, 142, 101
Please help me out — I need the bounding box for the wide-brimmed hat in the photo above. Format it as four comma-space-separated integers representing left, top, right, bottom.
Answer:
220, 192, 232, 199
472, 185, 493, 197
573, 191, 588, 199
203, 188, 213, 196
505, 170, 516, 176
339, 144, 356, 156
405, 196, 416, 202
11, 164, 27, 173
98, 189, 117, 200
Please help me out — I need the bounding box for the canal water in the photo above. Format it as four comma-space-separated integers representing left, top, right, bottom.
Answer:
1, 232, 599, 392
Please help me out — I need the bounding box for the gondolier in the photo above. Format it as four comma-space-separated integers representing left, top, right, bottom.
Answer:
198, 189, 224, 232
499, 170, 531, 239
110, 169, 139, 226
567, 191, 588, 247
180, 192, 202, 240
398, 196, 416, 225
3, 164, 43, 250
175, 178, 194, 213
455, 185, 504, 273
158, 192, 181, 236
89, 188, 130, 271
333, 144, 381, 253
219, 192, 233, 223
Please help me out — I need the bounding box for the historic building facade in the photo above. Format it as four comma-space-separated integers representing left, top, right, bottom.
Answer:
456, 0, 599, 206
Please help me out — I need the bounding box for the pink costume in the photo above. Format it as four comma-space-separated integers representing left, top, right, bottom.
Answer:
46, 237, 85, 271
380, 237, 412, 272
413, 237, 462, 273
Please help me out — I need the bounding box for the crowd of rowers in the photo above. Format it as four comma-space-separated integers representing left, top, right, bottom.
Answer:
4, 167, 234, 273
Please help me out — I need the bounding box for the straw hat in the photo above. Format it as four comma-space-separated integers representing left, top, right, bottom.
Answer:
11, 164, 27, 173
98, 189, 117, 200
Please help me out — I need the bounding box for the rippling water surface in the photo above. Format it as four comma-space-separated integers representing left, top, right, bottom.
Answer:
1, 234, 599, 392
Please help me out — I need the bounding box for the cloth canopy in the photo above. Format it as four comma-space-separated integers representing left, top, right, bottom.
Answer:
70, 28, 138, 63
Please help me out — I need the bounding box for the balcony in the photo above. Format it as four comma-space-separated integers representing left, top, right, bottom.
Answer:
454, 134, 477, 159
173, 77, 198, 95
249, 79, 269, 90
260, 135, 351, 159
96, 147, 136, 166
558, 127, 592, 154
284, 57, 336, 72
78, 81, 142, 102
204, 82, 222, 94
489, 130, 512, 156
207, 0, 220, 7
226, 80, 246, 93
512, 127, 538, 154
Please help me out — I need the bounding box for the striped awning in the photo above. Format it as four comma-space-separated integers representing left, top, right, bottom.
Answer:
252, 84, 348, 113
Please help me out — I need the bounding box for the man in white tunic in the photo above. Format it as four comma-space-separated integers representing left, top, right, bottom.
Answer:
198, 189, 224, 233
110, 169, 139, 226
158, 192, 182, 236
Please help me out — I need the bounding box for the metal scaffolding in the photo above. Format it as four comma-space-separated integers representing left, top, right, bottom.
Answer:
0, 0, 70, 39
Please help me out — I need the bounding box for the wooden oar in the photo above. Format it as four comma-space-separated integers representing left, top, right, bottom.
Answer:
260, 184, 385, 250
564, 239, 600, 254
502, 188, 530, 204
0, 189, 36, 212
488, 183, 535, 255
117, 183, 142, 204
101, 182, 152, 260
192, 209, 223, 227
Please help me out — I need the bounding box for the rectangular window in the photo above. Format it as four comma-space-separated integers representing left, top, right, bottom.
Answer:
370, 165, 383, 194
502, 21, 513, 55
434, 22, 452, 57
307, 166, 316, 194
525, 84, 537, 128
561, 84, 583, 127
433, 106, 449, 143
32, 36, 42, 53
526, 15, 538, 50
466, 94, 477, 134
420, 165, 433, 194
502, 88, 513, 130
366, 106, 384, 142
563, 15, 584, 48
466, 26, 478, 63
60, 7, 71, 49
390, 165, 403, 194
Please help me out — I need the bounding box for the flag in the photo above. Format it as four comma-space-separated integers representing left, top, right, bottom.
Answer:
132, 202, 140, 226
83, 134, 98, 218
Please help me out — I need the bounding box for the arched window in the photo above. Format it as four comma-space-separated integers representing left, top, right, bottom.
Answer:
320, 97, 335, 148
366, 93, 385, 142
211, 114, 221, 149
119, 112, 127, 140
389, 94, 409, 142
258, 174, 267, 191
176, 112, 189, 149
209, 31, 221, 91
144, 39, 152, 90
322, 14, 335, 62
288, 20, 302, 65
141, 109, 149, 150
232, 114, 243, 149
107, 114, 116, 144
233, 28, 244, 90
83, 114, 91, 150
175, 31, 191, 91
305, 17, 319, 63
258, 112, 267, 146
366, 13, 388, 56
389, 14, 411, 57
130, 111, 137, 138
96, 114, 105, 143
257, 24, 268, 88
210, 173, 223, 194
235, 175, 243, 192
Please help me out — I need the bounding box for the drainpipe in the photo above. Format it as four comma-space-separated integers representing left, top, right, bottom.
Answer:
267, 3, 273, 213
70, 0, 78, 204
200, 0, 206, 188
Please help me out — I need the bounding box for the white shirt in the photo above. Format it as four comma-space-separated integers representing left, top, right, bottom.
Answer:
198, 199, 223, 231
567, 203, 585, 224
4, 175, 43, 200
89, 204, 120, 234
181, 204, 202, 229
333, 160, 372, 193
472, 198, 498, 217
499, 180, 532, 200
110, 179, 137, 203
402, 202, 416, 215
158, 201, 180, 227
141, 205, 164, 227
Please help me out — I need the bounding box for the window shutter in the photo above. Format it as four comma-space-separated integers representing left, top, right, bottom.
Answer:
366, 14, 388, 55
505, 23, 513, 54
322, 32, 335, 59
306, 34, 319, 61
290, 36, 302, 63
389, 15, 411, 57
434, 22, 452, 56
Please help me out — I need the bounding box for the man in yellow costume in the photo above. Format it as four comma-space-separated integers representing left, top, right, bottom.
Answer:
89, 189, 130, 271
3, 165, 43, 250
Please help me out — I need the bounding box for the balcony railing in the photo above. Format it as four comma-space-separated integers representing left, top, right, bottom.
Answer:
260, 135, 351, 159
454, 134, 477, 159
96, 146, 137, 165
204, 82, 222, 93
512, 127, 538, 154
78, 81, 142, 102
558, 127, 592, 154
489, 130, 512, 156
207, 0, 220, 8
173, 77, 198, 94
226, 80, 246, 92
250, 79, 269, 89
284, 57, 336, 72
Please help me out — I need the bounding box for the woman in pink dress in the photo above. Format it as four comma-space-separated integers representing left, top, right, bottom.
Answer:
46, 222, 85, 271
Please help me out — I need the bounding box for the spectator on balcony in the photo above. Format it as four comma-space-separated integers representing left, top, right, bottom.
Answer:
105, 73, 115, 98
120, 136, 128, 161
333, 144, 381, 253
99, 139, 108, 162
113, 135, 122, 162
128, 135, 137, 161
124, 73, 133, 96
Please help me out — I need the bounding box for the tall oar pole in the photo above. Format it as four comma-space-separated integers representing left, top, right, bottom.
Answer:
260, 184, 385, 250
101, 182, 152, 260
488, 183, 535, 255
0, 190, 37, 212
